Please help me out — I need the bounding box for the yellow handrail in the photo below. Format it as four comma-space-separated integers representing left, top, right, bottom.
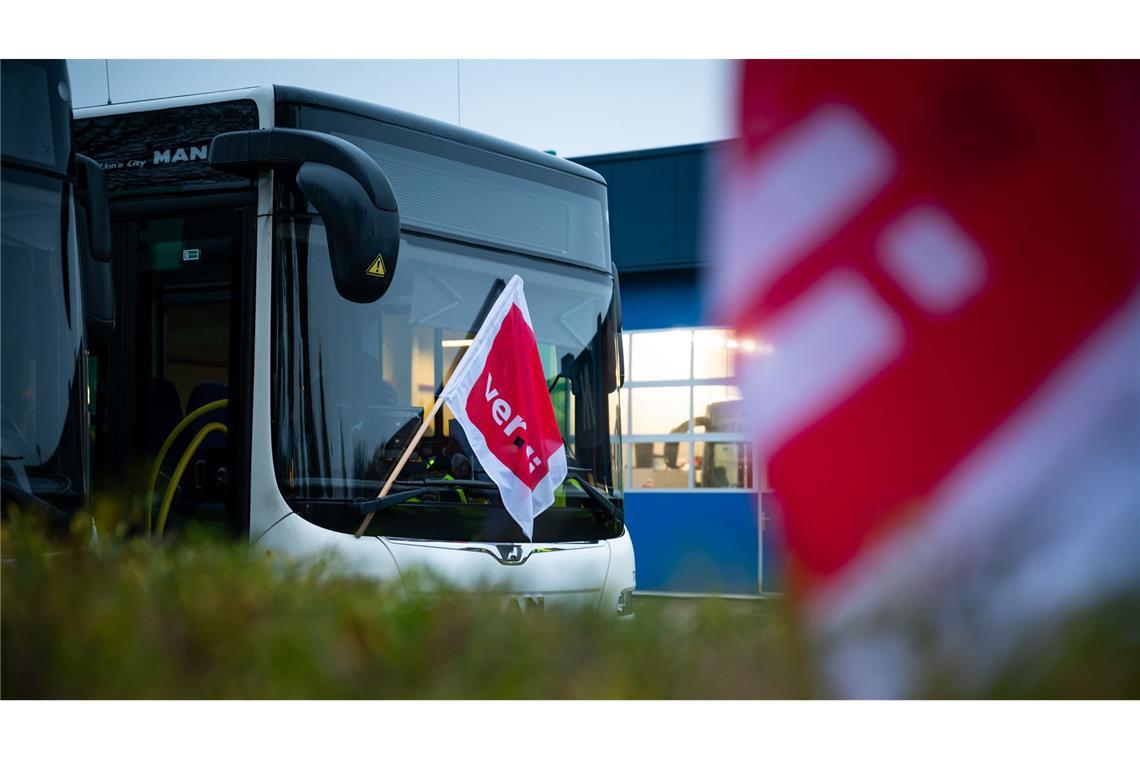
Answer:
154, 422, 228, 538
145, 399, 228, 535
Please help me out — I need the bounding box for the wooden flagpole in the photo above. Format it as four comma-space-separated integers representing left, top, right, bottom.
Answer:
355, 394, 446, 538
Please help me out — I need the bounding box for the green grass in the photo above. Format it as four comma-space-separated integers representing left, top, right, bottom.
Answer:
1, 519, 810, 699
3, 515, 1136, 699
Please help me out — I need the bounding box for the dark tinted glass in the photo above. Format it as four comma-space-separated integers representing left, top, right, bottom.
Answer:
284, 105, 611, 272
1, 60, 71, 174
114, 209, 240, 450
1, 170, 88, 507
272, 218, 622, 542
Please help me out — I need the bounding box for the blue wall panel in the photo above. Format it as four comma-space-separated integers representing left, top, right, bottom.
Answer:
619, 269, 703, 331
759, 492, 785, 593
624, 491, 759, 595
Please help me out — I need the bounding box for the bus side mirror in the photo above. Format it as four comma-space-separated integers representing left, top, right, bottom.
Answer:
295, 162, 400, 304
209, 128, 401, 304
75, 154, 115, 344
76, 155, 112, 262
605, 263, 624, 393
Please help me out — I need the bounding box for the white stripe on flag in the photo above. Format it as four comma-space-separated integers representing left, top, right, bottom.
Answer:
739, 271, 904, 453
709, 105, 895, 322
879, 205, 989, 316
807, 292, 1140, 697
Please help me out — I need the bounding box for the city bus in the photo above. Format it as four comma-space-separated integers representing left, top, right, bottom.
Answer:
1, 60, 112, 530
74, 86, 633, 614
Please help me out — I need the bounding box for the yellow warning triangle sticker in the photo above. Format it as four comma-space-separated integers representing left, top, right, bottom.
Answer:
366, 253, 386, 277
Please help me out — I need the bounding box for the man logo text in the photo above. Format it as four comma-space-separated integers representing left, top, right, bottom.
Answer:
153, 144, 209, 164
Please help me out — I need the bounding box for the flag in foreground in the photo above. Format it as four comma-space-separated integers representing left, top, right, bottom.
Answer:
708, 61, 1140, 696
441, 275, 567, 539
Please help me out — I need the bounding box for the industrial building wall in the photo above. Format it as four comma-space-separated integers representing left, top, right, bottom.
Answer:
575, 142, 782, 595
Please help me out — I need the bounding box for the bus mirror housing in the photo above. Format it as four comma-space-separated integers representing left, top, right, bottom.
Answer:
209, 128, 401, 303
294, 162, 400, 303
75, 154, 115, 343
76, 155, 112, 262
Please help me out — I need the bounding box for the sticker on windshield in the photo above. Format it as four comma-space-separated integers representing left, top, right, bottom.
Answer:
366, 253, 387, 277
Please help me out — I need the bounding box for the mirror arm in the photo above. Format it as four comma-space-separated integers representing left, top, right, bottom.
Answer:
209, 128, 398, 213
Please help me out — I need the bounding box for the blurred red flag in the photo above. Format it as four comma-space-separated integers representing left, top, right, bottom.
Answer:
708, 61, 1140, 695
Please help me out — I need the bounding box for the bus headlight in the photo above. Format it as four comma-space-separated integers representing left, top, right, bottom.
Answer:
616, 587, 634, 616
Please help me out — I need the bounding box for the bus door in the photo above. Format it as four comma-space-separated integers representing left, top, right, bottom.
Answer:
104, 203, 254, 536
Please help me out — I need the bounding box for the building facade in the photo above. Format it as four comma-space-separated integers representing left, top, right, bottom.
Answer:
574, 142, 783, 596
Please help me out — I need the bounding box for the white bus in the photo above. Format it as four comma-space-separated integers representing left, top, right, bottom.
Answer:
74, 85, 634, 615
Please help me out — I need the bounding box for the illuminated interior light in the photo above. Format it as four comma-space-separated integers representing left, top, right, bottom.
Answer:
441, 339, 474, 348
733, 337, 775, 355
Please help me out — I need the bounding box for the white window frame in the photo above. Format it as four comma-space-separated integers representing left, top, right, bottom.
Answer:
619, 327, 758, 493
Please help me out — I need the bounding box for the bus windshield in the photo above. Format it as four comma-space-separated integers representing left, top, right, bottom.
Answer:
272, 216, 623, 542
0, 170, 88, 510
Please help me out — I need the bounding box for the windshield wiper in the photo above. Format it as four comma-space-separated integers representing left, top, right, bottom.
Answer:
565, 474, 621, 523
354, 487, 430, 515
293, 474, 619, 525
354, 479, 503, 514
407, 474, 620, 523
395, 478, 499, 490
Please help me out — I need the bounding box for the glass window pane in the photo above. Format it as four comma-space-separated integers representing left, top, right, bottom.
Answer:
410, 323, 438, 435
694, 440, 753, 489
628, 329, 691, 381
163, 300, 230, 407
622, 444, 631, 491
621, 331, 630, 380
693, 385, 744, 433
693, 328, 737, 379
629, 386, 690, 435
608, 387, 628, 437
628, 441, 691, 489
610, 433, 624, 497
336, 127, 609, 270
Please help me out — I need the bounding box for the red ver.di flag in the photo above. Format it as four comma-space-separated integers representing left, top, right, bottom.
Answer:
442, 275, 567, 539
708, 61, 1140, 696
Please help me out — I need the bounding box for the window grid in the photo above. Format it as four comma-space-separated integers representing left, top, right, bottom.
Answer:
620, 327, 756, 492
688, 332, 695, 489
